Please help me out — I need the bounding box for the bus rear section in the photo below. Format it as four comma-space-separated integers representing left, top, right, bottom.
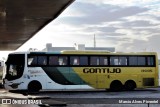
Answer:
70, 56, 159, 91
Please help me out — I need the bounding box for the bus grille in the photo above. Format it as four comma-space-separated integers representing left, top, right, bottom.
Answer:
143, 78, 154, 86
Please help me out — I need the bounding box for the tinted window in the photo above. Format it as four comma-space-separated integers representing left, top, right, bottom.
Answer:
129, 56, 146, 66
100, 57, 108, 65
28, 56, 37, 65
110, 57, 118, 65
49, 56, 59, 65
119, 57, 127, 65
129, 57, 137, 65
80, 56, 88, 65
147, 57, 154, 66
90, 56, 99, 65
138, 57, 145, 65
6, 54, 25, 81
70, 56, 79, 65
70, 56, 88, 65
38, 56, 47, 65
49, 56, 68, 65
90, 56, 108, 65
110, 56, 127, 66
59, 56, 68, 65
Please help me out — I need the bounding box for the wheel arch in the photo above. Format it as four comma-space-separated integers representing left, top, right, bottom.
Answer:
125, 80, 137, 88
27, 80, 42, 92
110, 80, 123, 91
124, 79, 137, 91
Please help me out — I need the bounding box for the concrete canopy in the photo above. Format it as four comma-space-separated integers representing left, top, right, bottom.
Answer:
0, 0, 74, 50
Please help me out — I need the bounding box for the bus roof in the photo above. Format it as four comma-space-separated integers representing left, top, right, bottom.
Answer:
61, 50, 157, 55
9, 51, 157, 56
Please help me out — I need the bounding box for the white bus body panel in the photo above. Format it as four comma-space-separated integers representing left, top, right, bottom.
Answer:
4, 67, 93, 90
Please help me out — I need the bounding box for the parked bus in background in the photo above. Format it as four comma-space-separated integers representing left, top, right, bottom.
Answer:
2, 51, 159, 92
0, 60, 4, 87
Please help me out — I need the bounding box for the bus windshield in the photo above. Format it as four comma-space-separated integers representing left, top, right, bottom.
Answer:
5, 54, 25, 81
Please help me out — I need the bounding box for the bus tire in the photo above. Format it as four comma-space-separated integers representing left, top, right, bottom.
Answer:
124, 80, 136, 91
28, 80, 42, 93
110, 80, 123, 92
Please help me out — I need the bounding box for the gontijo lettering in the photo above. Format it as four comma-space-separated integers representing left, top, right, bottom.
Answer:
83, 68, 121, 73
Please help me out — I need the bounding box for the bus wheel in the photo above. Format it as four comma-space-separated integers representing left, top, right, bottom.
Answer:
124, 80, 136, 91
28, 81, 42, 93
110, 80, 123, 92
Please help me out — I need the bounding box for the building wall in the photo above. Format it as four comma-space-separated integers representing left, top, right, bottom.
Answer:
43, 43, 115, 52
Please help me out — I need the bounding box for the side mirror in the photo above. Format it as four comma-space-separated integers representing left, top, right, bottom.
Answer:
5, 61, 7, 65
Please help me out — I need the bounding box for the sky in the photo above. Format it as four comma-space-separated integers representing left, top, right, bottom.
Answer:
0, 0, 160, 59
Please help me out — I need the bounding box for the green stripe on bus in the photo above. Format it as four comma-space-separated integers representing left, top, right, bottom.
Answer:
57, 67, 86, 85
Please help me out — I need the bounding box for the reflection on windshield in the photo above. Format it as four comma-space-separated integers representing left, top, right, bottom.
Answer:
28, 58, 34, 65
9, 65, 20, 76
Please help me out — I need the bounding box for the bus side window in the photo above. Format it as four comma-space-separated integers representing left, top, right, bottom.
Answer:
110, 57, 119, 65
70, 56, 79, 65
90, 56, 99, 65
70, 56, 88, 66
38, 56, 47, 65
49, 56, 59, 65
100, 57, 108, 65
147, 57, 154, 66
119, 57, 127, 65
59, 56, 68, 65
79, 56, 88, 65
28, 56, 37, 66
138, 57, 146, 65
129, 57, 138, 66
129, 56, 146, 66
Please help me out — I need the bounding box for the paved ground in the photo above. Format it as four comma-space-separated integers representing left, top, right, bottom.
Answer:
0, 88, 160, 107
